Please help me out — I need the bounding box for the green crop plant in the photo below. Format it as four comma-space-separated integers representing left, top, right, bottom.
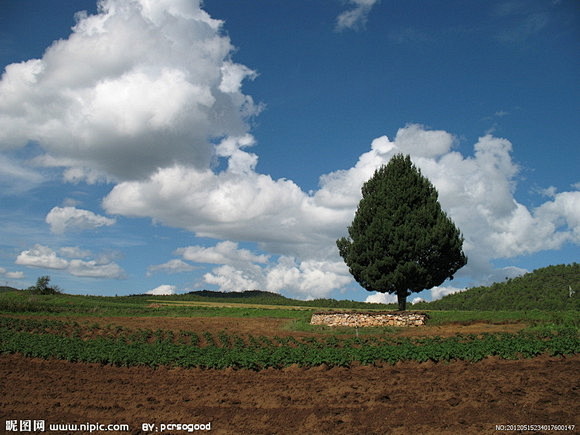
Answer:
1, 312, 578, 370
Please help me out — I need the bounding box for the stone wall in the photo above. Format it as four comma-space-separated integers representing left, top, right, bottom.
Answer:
310, 311, 428, 327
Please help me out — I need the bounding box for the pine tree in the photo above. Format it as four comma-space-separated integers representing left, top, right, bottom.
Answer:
337, 154, 467, 310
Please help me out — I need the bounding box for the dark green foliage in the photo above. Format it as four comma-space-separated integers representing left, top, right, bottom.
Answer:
26, 276, 61, 295
418, 263, 580, 311
338, 154, 467, 310
186, 290, 287, 300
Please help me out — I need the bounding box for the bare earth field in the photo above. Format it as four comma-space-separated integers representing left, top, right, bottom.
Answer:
8, 314, 528, 338
1, 316, 578, 434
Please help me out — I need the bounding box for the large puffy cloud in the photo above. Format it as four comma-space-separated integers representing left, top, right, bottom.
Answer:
365, 292, 397, 304
15, 244, 125, 279
16, 245, 69, 270
46, 206, 116, 234
264, 257, 352, 299
205, 256, 352, 300
414, 135, 580, 263
203, 264, 262, 293
103, 135, 351, 258
0, 0, 259, 181
68, 259, 125, 278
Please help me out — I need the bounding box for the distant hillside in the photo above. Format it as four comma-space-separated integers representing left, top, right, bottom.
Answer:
188, 290, 288, 300
175, 289, 394, 310
0, 286, 19, 293
422, 263, 579, 311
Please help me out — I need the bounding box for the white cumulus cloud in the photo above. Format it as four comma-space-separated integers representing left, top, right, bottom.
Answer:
15, 244, 125, 279
176, 241, 269, 265
146, 284, 176, 295
46, 206, 116, 234
68, 259, 125, 279
365, 292, 397, 304
0, 267, 24, 280
203, 264, 262, 293
16, 245, 69, 270
0, 0, 259, 181
197, 255, 352, 299
103, 149, 349, 259
265, 257, 352, 299
166, 241, 352, 299
430, 286, 466, 301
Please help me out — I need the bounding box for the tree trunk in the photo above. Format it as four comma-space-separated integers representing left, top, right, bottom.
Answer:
397, 292, 407, 311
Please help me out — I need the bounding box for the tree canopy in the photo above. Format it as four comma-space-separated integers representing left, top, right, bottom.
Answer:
337, 154, 467, 310
27, 276, 61, 295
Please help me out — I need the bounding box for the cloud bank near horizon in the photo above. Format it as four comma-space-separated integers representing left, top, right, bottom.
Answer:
1, 0, 578, 300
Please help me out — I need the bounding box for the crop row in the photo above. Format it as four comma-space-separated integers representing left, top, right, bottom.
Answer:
0, 326, 577, 369
0, 317, 217, 346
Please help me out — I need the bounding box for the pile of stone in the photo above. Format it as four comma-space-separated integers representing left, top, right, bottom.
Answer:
310, 311, 428, 327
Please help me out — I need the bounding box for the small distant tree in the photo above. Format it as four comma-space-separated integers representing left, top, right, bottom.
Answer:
27, 276, 61, 295
337, 154, 467, 311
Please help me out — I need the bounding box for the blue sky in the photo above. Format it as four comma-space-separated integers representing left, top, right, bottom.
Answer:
0, 0, 578, 302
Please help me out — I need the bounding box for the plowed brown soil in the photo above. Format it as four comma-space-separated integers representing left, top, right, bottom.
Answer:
9, 314, 527, 338
1, 353, 578, 434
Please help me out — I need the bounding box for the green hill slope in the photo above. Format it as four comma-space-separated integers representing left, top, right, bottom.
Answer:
423, 263, 579, 311
177, 290, 393, 310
